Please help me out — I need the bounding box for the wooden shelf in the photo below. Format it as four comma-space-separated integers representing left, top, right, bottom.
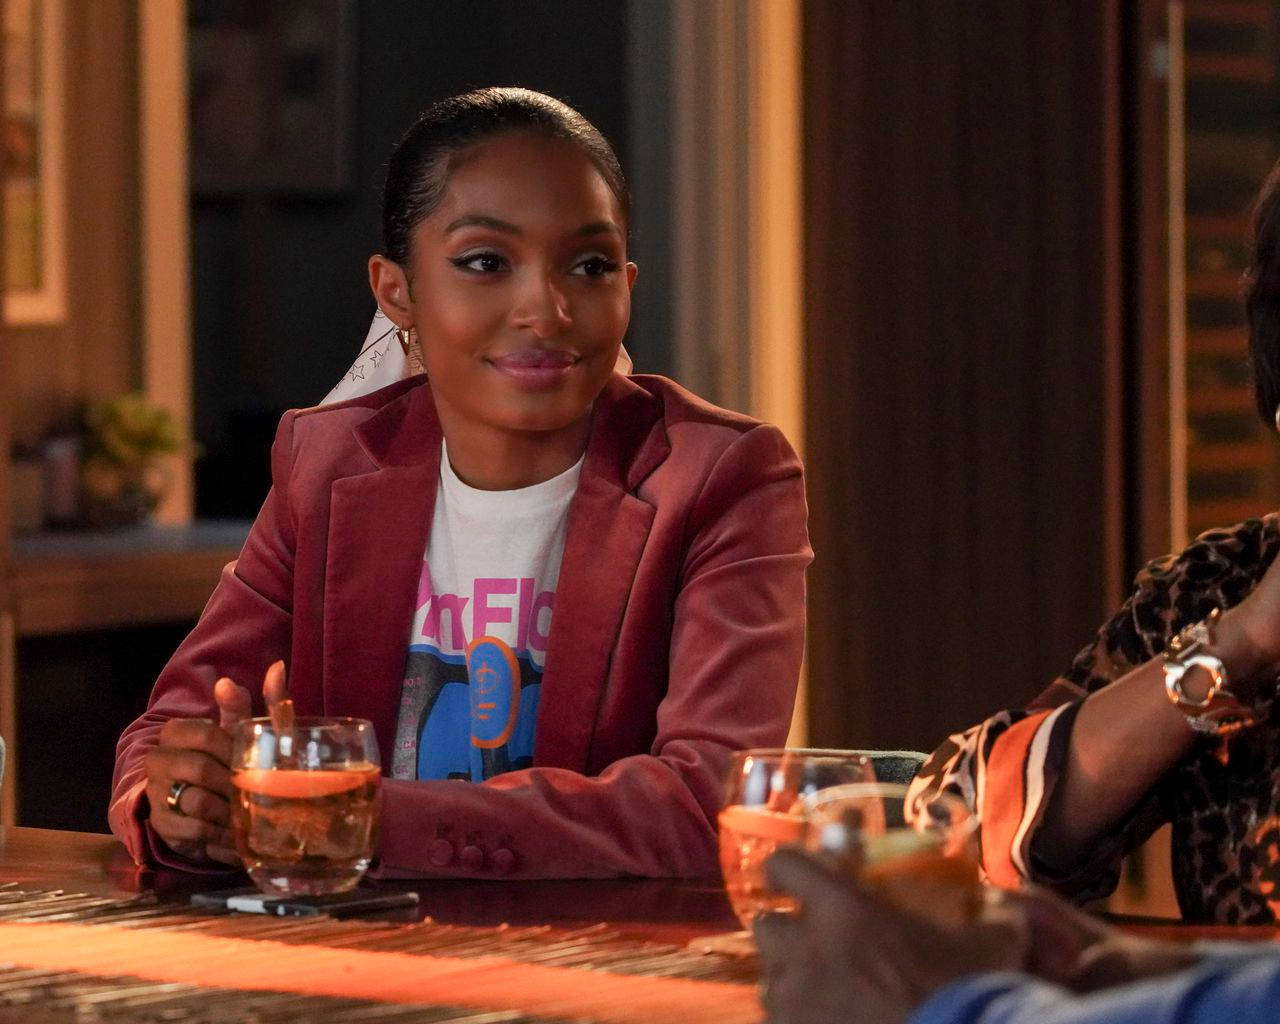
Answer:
8, 521, 249, 638
1188, 269, 1247, 301
1189, 498, 1274, 533
1172, 2, 1278, 577
1187, 213, 1252, 241
1187, 384, 1256, 415
1188, 439, 1276, 472
1185, 1, 1273, 29
0, 520, 250, 826
1186, 54, 1275, 85
1188, 326, 1249, 356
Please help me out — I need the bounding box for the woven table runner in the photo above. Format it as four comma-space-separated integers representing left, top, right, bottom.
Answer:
0, 887, 760, 1024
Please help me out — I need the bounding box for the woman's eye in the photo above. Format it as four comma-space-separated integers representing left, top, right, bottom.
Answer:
451, 252, 507, 273
573, 256, 621, 277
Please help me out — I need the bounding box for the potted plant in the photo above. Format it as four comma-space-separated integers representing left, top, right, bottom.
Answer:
80, 394, 185, 528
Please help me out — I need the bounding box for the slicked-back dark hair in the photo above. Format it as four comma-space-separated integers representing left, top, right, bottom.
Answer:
1247, 159, 1280, 429
381, 86, 629, 266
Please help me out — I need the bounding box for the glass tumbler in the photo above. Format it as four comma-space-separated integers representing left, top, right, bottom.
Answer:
718, 748, 875, 927
803, 782, 981, 925
230, 716, 382, 896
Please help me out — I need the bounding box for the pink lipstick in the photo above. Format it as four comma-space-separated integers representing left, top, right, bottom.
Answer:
488, 349, 580, 390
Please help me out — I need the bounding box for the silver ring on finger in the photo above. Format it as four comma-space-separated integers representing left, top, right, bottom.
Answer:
166, 780, 191, 817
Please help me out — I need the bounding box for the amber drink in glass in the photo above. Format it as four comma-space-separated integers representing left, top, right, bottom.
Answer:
718, 749, 874, 927
804, 782, 980, 925
231, 717, 381, 896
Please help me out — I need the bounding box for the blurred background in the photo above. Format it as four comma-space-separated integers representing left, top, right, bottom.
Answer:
0, 2, 1273, 911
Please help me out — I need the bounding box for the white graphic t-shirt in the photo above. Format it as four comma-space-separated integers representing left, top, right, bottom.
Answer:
391, 441, 580, 782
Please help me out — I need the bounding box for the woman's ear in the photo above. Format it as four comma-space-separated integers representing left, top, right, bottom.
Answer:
368, 255, 413, 326
626, 262, 638, 291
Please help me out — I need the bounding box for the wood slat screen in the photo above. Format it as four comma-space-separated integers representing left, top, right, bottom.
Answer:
802, 1, 1126, 752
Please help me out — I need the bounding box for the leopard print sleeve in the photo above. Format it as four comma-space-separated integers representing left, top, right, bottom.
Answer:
908, 515, 1280, 899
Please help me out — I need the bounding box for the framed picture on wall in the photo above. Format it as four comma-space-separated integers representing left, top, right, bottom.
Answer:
3, 0, 66, 324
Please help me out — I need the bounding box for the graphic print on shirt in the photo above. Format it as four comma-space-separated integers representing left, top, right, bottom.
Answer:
392, 440, 578, 784
396, 565, 551, 781
468, 636, 521, 748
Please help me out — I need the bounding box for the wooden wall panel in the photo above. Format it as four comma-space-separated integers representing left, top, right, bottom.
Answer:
1, 0, 10, 558
803, 1, 1125, 752
1126, 0, 1173, 564
7, 0, 138, 447
1, 0, 13, 823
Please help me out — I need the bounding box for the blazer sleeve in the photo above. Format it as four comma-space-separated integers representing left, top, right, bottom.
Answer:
376, 423, 812, 878
107, 413, 300, 867
907, 517, 1279, 900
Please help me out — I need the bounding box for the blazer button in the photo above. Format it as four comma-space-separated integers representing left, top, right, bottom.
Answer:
490, 847, 516, 874
428, 838, 454, 867
459, 844, 484, 871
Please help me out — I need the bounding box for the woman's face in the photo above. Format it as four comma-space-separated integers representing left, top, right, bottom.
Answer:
393, 132, 635, 440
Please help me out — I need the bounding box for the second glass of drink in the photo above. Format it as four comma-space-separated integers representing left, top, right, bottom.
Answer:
803, 782, 981, 925
719, 748, 875, 927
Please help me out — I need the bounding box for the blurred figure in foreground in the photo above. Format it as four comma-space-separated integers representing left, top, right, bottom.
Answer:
755, 847, 1280, 1024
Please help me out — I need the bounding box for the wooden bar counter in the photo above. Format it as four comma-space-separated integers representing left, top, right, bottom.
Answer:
2, 827, 1279, 1023
0, 826, 756, 1024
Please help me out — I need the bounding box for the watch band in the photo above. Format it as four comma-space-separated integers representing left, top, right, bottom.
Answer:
1163, 608, 1256, 736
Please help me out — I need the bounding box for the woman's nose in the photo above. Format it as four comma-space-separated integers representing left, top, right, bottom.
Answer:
511, 272, 571, 337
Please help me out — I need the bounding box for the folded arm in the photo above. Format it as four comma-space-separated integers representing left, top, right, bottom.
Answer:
910, 520, 1280, 898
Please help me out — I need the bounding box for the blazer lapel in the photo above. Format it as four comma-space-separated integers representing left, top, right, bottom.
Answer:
317, 374, 670, 775
535, 376, 669, 771
322, 381, 441, 765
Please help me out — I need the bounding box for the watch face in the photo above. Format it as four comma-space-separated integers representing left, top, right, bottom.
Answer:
1164, 652, 1227, 711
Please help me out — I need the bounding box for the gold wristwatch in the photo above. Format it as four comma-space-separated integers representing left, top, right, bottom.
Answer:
1163, 608, 1256, 736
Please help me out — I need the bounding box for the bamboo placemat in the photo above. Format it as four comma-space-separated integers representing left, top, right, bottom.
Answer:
0, 885, 761, 1024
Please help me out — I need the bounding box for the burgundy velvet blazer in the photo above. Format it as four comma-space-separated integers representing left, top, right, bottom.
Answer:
110, 373, 811, 878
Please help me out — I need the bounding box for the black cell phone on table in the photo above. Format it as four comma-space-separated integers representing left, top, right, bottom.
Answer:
191, 886, 419, 917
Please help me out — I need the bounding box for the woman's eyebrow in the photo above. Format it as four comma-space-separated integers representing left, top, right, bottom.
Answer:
445, 214, 521, 235
571, 221, 622, 239
443, 215, 622, 239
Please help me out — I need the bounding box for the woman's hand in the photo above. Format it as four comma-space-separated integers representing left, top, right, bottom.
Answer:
143, 715, 237, 865
142, 662, 288, 866
752, 848, 1026, 1024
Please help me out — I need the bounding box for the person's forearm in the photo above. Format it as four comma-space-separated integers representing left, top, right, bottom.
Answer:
1033, 657, 1191, 871
375, 753, 720, 878
1035, 606, 1265, 873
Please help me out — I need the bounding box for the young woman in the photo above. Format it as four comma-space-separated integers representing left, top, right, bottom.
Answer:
908, 160, 1280, 923
110, 88, 811, 878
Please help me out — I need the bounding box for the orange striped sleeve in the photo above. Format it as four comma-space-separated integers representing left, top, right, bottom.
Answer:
980, 708, 1054, 890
